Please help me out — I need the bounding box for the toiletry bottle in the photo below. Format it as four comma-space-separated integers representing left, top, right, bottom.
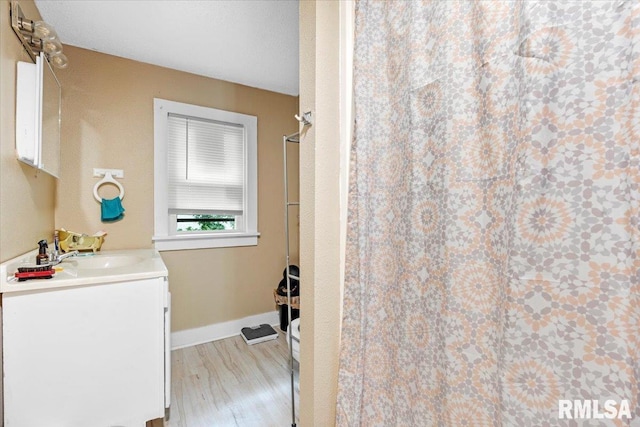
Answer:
53, 230, 60, 259
36, 240, 49, 265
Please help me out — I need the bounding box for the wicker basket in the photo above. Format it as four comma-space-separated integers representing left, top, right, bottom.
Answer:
273, 289, 300, 309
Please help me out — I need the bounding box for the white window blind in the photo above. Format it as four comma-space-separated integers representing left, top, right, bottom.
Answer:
167, 114, 245, 215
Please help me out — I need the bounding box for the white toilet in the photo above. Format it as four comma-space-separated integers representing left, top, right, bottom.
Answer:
287, 317, 300, 363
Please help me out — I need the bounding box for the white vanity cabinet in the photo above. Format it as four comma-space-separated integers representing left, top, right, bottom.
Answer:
0, 250, 170, 427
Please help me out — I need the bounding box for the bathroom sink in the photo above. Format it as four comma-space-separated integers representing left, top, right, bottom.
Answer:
1, 249, 167, 293
73, 255, 145, 270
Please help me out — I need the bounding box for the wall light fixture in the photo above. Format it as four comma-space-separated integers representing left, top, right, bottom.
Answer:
10, 1, 68, 69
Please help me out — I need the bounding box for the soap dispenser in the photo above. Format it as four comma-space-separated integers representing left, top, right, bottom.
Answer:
36, 239, 49, 265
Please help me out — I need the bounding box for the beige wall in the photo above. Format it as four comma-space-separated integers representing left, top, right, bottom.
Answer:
55, 46, 299, 331
299, 1, 343, 425
0, 0, 56, 262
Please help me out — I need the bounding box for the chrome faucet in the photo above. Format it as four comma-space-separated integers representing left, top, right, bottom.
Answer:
50, 250, 79, 265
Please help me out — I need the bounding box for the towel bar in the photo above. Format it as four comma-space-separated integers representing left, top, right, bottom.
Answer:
93, 172, 124, 202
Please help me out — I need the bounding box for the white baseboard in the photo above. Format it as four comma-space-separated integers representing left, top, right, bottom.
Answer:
171, 311, 280, 350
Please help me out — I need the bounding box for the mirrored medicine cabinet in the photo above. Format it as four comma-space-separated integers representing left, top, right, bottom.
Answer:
16, 53, 61, 178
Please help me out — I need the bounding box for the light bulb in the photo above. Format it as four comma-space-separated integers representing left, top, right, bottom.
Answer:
42, 38, 63, 55
33, 21, 57, 40
49, 52, 68, 69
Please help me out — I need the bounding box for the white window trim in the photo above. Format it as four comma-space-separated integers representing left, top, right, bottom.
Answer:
153, 98, 259, 251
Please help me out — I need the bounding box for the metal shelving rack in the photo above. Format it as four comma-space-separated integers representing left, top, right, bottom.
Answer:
283, 130, 300, 427
283, 111, 310, 427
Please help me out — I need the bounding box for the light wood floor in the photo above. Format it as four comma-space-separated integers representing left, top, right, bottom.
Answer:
159, 330, 299, 427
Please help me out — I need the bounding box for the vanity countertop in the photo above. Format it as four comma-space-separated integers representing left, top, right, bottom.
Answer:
0, 248, 168, 293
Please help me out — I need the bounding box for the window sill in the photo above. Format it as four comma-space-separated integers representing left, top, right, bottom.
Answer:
153, 232, 260, 251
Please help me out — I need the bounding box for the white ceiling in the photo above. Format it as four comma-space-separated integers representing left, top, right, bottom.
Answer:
34, 0, 300, 96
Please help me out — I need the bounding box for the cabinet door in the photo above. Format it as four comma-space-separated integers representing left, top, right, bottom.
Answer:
15, 54, 61, 177
3, 278, 165, 426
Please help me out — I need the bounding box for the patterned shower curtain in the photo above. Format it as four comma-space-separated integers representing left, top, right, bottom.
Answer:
337, 1, 639, 425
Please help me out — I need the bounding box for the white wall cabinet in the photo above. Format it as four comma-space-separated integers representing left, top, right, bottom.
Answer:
15, 53, 61, 177
3, 277, 168, 426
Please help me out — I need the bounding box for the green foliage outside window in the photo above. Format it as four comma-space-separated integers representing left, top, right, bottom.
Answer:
178, 214, 234, 231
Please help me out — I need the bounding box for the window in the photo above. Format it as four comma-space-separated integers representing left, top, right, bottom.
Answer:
153, 98, 258, 250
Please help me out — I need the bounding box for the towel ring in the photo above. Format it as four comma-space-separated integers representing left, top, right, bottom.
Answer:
93, 172, 125, 202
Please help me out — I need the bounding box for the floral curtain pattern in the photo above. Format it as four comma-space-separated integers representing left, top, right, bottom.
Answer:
337, 1, 639, 425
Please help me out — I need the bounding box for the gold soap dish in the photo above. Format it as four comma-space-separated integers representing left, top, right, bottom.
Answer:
57, 229, 106, 253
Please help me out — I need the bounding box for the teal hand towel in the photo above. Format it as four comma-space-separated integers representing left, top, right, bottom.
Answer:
101, 197, 125, 222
